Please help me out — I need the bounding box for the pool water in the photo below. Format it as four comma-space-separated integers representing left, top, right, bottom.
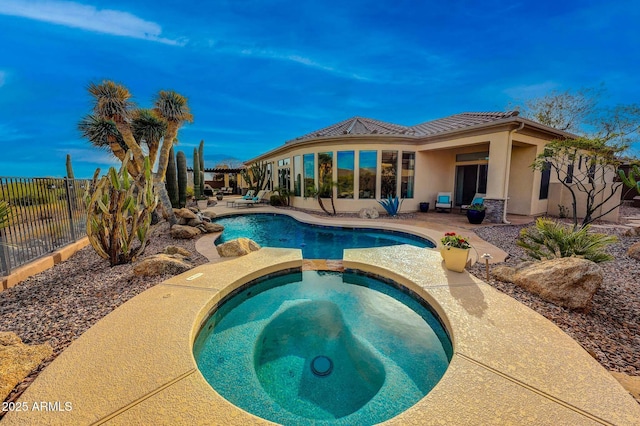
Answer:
213, 213, 434, 259
194, 270, 452, 425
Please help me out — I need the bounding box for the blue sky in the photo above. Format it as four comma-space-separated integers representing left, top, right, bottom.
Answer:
0, 0, 638, 178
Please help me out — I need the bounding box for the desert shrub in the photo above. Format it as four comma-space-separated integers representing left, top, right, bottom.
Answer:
517, 218, 617, 263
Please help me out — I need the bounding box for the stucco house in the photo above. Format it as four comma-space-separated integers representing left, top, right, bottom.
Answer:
246, 111, 618, 222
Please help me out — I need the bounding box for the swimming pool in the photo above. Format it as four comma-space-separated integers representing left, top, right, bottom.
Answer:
213, 213, 434, 259
194, 270, 452, 425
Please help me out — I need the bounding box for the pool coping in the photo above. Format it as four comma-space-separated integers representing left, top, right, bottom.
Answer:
4, 245, 640, 425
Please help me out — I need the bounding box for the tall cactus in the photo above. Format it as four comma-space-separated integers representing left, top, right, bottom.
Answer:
177, 150, 187, 207
86, 152, 158, 266
166, 147, 179, 207
66, 154, 75, 179
193, 148, 202, 197
198, 140, 205, 193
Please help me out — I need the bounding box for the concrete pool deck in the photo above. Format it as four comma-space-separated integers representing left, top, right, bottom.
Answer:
4, 209, 640, 425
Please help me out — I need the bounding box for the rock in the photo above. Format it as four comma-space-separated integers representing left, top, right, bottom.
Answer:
133, 254, 192, 276
216, 238, 261, 257
163, 246, 192, 257
170, 224, 202, 239
198, 222, 224, 233
358, 208, 379, 219
610, 372, 640, 400
491, 262, 534, 283
623, 226, 640, 237
187, 217, 203, 227
508, 257, 603, 310
202, 211, 217, 219
0, 332, 53, 401
627, 242, 640, 260
174, 208, 197, 220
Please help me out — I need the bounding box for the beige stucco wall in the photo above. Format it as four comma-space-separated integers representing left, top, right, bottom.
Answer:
547, 183, 622, 223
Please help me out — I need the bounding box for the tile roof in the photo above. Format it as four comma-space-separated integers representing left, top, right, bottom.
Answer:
287, 111, 521, 143
409, 111, 520, 136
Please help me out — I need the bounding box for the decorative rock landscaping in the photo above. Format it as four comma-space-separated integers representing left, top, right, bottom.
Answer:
216, 238, 261, 257
492, 257, 603, 310
358, 207, 379, 219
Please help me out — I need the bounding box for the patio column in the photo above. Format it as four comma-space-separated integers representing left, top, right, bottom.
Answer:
485, 133, 512, 223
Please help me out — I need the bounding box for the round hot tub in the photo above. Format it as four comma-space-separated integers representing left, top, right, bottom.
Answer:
194, 270, 452, 425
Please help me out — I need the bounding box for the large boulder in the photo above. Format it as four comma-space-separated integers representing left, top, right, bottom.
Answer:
627, 241, 640, 260
187, 217, 203, 227
216, 238, 261, 257
133, 254, 192, 276
492, 257, 602, 310
174, 208, 197, 220
611, 372, 640, 400
170, 224, 202, 239
202, 210, 217, 220
197, 222, 224, 233
0, 332, 53, 401
163, 246, 192, 257
358, 208, 379, 219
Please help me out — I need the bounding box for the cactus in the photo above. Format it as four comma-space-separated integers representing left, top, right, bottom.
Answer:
198, 140, 205, 180
85, 152, 158, 266
66, 154, 75, 179
166, 147, 179, 207
619, 165, 640, 193
193, 148, 202, 197
176, 150, 187, 207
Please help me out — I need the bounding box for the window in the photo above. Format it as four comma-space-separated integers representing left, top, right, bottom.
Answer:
565, 164, 574, 184
401, 152, 415, 198
337, 151, 354, 198
359, 151, 377, 199
539, 161, 551, 199
381, 150, 398, 198
265, 162, 273, 190
318, 152, 333, 197
303, 154, 315, 197
456, 151, 489, 162
293, 155, 302, 196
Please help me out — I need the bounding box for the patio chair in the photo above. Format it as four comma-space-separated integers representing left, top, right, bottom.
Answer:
435, 192, 453, 212
460, 193, 486, 214
233, 190, 267, 208
241, 190, 256, 200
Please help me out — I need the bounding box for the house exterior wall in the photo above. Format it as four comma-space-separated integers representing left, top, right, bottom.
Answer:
249, 121, 591, 219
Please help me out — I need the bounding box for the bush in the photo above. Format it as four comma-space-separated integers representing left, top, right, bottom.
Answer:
517, 218, 617, 263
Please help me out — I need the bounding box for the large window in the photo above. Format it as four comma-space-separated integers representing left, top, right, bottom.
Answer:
293, 155, 302, 196
318, 152, 333, 197
359, 151, 377, 199
337, 151, 354, 198
381, 150, 398, 198
539, 161, 551, 200
303, 153, 315, 197
401, 152, 415, 198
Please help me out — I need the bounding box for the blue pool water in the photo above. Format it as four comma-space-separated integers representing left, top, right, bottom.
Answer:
194, 270, 452, 425
213, 213, 434, 259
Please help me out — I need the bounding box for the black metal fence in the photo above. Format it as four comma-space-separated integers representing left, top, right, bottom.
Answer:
0, 177, 91, 277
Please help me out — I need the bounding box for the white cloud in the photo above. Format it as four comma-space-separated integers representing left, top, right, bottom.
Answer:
0, 0, 185, 45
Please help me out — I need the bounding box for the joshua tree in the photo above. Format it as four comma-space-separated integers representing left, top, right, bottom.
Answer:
79, 81, 192, 226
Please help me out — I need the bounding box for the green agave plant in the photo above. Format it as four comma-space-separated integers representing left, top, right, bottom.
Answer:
517, 218, 617, 263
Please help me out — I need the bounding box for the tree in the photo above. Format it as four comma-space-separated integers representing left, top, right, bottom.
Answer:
79, 81, 193, 226
517, 87, 601, 132
532, 137, 637, 229
241, 162, 268, 191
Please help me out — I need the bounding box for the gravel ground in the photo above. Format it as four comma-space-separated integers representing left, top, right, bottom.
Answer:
0, 221, 209, 407
1, 207, 639, 408
467, 208, 640, 377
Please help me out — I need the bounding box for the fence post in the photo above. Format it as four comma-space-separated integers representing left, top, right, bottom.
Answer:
0, 228, 11, 277
64, 178, 77, 241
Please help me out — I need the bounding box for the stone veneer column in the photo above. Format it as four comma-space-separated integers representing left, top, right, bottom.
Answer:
484, 198, 506, 223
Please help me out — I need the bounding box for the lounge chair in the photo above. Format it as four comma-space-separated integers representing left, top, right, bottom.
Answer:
241, 190, 256, 200
233, 190, 268, 208
460, 193, 486, 213
435, 192, 453, 212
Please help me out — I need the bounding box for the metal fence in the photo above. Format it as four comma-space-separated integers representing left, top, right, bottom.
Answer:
0, 177, 91, 277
